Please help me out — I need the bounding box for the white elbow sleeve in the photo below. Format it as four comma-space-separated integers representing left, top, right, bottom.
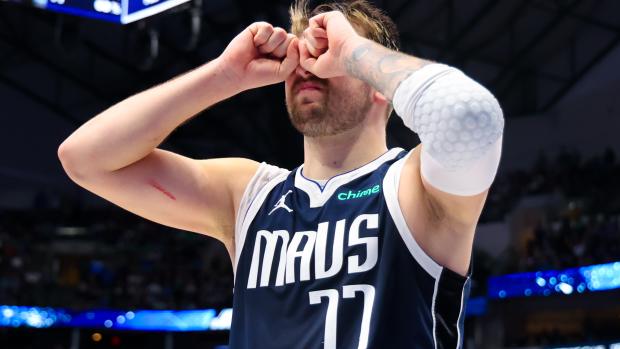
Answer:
393, 63, 504, 195
420, 136, 502, 196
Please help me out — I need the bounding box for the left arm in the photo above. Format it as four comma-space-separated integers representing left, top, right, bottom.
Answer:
340, 36, 504, 223
348, 38, 504, 275
300, 11, 504, 275
340, 37, 498, 214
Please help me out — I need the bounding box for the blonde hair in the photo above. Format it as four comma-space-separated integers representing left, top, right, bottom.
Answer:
289, 0, 400, 52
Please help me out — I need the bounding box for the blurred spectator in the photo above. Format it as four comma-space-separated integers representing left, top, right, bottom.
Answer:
0, 207, 233, 310
483, 147, 620, 222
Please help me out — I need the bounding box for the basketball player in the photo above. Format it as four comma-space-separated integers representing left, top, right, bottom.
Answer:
58, 0, 503, 348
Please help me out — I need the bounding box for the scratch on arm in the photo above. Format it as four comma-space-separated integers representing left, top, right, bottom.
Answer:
148, 179, 177, 201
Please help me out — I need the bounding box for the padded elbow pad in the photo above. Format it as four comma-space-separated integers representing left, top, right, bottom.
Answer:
393, 64, 504, 171
420, 136, 502, 196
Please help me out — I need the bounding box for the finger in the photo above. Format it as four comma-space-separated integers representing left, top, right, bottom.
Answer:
299, 39, 317, 72
303, 36, 324, 58
279, 37, 300, 77
302, 29, 319, 57
272, 33, 295, 58
308, 12, 329, 30
248, 21, 269, 36
258, 27, 287, 55
303, 28, 328, 53
309, 27, 328, 39
252, 23, 274, 47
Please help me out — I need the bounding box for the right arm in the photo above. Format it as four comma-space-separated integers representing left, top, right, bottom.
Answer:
58, 22, 299, 247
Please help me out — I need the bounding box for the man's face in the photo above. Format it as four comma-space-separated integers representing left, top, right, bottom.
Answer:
284, 66, 373, 138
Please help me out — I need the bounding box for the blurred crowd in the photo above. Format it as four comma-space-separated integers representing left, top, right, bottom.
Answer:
0, 208, 233, 310
520, 212, 620, 272
490, 148, 620, 271
483, 147, 620, 222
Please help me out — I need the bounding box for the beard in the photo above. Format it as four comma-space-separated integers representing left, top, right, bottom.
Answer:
286, 81, 373, 138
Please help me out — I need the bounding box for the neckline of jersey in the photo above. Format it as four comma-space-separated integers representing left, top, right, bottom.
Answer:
295, 147, 403, 208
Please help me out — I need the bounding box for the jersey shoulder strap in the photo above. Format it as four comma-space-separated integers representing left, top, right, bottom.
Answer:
234, 162, 289, 273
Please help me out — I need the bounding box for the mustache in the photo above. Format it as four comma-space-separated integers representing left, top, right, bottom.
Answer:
292, 77, 327, 93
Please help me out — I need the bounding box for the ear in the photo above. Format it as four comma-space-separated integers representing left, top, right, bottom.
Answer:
372, 90, 389, 106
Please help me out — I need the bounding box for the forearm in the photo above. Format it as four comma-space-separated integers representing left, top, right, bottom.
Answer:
58, 58, 240, 173
342, 37, 432, 101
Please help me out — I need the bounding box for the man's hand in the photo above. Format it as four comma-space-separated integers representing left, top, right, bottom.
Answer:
219, 22, 300, 91
299, 11, 364, 79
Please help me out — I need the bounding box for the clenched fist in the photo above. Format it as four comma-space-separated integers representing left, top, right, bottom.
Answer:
219, 22, 300, 91
299, 11, 364, 79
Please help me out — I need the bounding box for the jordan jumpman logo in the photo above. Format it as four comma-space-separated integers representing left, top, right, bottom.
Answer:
268, 190, 293, 215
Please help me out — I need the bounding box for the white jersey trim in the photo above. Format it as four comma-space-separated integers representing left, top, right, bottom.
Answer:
456, 277, 469, 349
382, 152, 443, 279
431, 276, 440, 349
295, 148, 403, 208
234, 162, 289, 278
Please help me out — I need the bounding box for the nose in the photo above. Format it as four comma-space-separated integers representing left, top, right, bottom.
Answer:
295, 65, 313, 79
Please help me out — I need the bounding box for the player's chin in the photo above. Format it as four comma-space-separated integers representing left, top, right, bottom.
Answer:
292, 121, 328, 138
288, 105, 326, 130
295, 94, 328, 111
290, 111, 319, 126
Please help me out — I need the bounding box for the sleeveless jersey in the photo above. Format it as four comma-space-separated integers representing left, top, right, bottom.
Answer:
230, 148, 471, 349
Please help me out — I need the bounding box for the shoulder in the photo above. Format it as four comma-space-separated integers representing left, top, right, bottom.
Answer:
232, 161, 289, 272
243, 161, 290, 193
235, 161, 290, 219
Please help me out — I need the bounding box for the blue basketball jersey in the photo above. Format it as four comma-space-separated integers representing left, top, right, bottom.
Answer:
230, 148, 471, 349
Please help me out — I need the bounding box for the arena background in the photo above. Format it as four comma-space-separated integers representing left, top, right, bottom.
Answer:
1, 0, 619, 348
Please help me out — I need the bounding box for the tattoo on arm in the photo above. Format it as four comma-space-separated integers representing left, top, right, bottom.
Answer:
344, 40, 432, 101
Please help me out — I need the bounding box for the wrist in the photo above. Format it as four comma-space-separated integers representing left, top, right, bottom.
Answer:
341, 35, 371, 76
211, 56, 246, 95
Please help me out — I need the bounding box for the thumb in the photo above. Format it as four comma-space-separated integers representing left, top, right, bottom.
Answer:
279, 37, 300, 78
